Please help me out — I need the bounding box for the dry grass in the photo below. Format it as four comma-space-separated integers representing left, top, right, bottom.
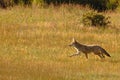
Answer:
0, 5, 120, 80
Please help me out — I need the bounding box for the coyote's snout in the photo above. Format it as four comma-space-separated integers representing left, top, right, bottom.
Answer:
69, 38, 111, 59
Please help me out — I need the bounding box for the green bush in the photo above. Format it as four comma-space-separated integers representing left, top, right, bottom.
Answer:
33, 0, 44, 6
107, 0, 119, 10
13, 0, 33, 6
0, 0, 44, 8
0, 0, 13, 8
82, 11, 110, 27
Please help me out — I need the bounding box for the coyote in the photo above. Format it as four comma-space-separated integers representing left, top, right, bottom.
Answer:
69, 38, 111, 59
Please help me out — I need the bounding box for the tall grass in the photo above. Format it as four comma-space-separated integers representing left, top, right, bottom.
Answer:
0, 5, 120, 80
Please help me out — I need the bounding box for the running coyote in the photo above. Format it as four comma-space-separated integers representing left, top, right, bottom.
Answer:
69, 38, 111, 59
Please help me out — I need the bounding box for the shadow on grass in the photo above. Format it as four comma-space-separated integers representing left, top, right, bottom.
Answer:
90, 57, 120, 64
95, 58, 120, 63
90, 73, 120, 79
108, 59, 120, 63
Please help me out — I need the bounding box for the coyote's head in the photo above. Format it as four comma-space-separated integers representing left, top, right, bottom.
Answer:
69, 38, 77, 47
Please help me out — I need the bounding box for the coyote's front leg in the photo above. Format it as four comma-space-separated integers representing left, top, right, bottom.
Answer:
69, 51, 80, 57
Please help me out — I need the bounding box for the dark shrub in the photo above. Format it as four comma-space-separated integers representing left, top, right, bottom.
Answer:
82, 11, 111, 27
0, 0, 119, 11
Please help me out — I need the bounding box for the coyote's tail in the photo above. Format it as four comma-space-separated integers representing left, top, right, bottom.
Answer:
102, 48, 111, 57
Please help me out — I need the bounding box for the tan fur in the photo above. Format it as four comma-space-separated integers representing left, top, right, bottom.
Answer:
69, 38, 111, 59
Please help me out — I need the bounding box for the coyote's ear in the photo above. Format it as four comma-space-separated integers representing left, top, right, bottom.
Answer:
72, 38, 76, 42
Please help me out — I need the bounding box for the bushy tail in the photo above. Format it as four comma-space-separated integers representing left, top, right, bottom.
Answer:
102, 49, 111, 57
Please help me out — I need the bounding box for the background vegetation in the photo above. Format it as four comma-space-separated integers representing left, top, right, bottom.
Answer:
0, 0, 119, 11
0, 0, 120, 80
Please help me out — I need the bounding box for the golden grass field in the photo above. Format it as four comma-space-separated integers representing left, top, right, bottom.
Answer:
0, 5, 120, 80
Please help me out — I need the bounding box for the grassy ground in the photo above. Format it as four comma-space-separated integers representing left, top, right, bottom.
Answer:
0, 5, 120, 80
